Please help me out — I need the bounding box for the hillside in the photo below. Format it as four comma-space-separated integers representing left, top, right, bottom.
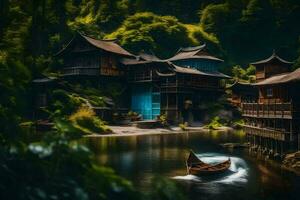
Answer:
1, 0, 300, 76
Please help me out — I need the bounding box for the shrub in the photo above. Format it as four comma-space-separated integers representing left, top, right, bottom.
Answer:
69, 107, 111, 134
179, 122, 188, 131
50, 89, 85, 116
127, 111, 141, 121
157, 113, 168, 127
206, 116, 223, 130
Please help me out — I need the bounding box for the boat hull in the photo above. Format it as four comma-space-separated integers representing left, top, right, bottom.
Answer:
186, 151, 231, 176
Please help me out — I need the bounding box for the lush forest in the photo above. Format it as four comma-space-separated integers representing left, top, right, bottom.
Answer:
1, 0, 300, 199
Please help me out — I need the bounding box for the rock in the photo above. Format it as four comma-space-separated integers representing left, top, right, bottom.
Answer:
282, 151, 300, 173
284, 153, 295, 160
294, 151, 300, 158
220, 142, 249, 149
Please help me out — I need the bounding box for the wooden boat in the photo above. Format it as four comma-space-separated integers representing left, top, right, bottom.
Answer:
186, 151, 231, 175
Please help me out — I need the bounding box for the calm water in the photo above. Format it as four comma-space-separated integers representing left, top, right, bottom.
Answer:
82, 131, 300, 200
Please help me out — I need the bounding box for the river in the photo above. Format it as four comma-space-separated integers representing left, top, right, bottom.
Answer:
82, 130, 300, 200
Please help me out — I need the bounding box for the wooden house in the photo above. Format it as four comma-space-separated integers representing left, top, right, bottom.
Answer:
251, 51, 292, 82
121, 45, 230, 123
167, 44, 224, 72
55, 33, 230, 123
241, 52, 300, 155
32, 76, 58, 119
54, 32, 136, 116
157, 63, 230, 123
229, 81, 258, 107
163, 44, 229, 123
55, 32, 134, 79
120, 53, 164, 120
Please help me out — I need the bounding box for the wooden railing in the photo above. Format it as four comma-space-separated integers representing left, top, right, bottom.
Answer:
63, 67, 99, 76
242, 102, 293, 119
129, 70, 157, 82
160, 81, 222, 90
243, 125, 287, 141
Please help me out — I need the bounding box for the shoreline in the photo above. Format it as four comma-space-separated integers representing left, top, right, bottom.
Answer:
84, 126, 300, 175
85, 125, 234, 137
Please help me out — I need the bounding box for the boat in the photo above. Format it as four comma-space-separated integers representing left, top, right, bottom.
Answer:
186, 151, 231, 175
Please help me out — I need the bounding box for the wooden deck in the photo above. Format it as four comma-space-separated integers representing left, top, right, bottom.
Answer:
243, 124, 287, 141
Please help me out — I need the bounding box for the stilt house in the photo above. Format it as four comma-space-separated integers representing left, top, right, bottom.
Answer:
242, 52, 300, 155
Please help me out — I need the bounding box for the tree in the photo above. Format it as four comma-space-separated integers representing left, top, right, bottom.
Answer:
107, 12, 194, 58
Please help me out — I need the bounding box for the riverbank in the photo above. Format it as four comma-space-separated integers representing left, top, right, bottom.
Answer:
85, 125, 234, 137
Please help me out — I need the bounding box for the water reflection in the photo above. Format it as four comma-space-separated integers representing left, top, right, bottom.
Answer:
82, 131, 300, 200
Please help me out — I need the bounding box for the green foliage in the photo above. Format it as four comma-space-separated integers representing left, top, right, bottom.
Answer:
179, 122, 188, 131
127, 111, 141, 121
107, 12, 194, 58
69, 0, 130, 34
206, 116, 223, 130
50, 89, 84, 116
157, 113, 168, 127
232, 65, 256, 82
69, 107, 111, 134
232, 118, 245, 129
0, 51, 31, 141
146, 176, 186, 200
200, 3, 230, 34
199, 0, 300, 65
0, 118, 138, 200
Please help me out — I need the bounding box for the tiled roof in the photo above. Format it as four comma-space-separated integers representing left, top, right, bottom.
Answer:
167, 44, 224, 62
254, 68, 300, 85
251, 52, 293, 66
56, 32, 134, 57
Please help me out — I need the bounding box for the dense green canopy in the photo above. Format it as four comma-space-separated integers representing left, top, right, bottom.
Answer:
106, 12, 194, 58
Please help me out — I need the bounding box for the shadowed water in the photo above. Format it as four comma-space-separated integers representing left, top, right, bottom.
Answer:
82, 131, 300, 200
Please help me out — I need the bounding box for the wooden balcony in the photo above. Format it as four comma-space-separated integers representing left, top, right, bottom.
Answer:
129, 70, 158, 82
163, 81, 221, 87
62, 67, 99, 76
242, 102, 294, 119
243, 125, 287, 141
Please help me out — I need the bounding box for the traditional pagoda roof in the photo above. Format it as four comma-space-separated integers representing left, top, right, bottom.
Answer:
156, 63, 230, 78
138, 51, 161, 61
227, 80, 257, 90
250, 51, 293, 66
254, 68, 300, 86
167, 44, 224, 62
55, 32, 134, 57
120, 51, 162, 65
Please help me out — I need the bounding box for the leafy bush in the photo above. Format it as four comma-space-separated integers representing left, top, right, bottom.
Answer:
147, 176, 186, 200
232, 119, 245, 129
232, 65, 256, 82
50, 89, 84, 116
69, 107, 111, 134
206, 116, 223, 130
179, 122, 188, 131
0, 118, 138, 200
157, 113, 168, 127
127, 111, 141, 121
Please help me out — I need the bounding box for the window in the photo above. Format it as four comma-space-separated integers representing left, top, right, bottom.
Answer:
266, 88, 273, 97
